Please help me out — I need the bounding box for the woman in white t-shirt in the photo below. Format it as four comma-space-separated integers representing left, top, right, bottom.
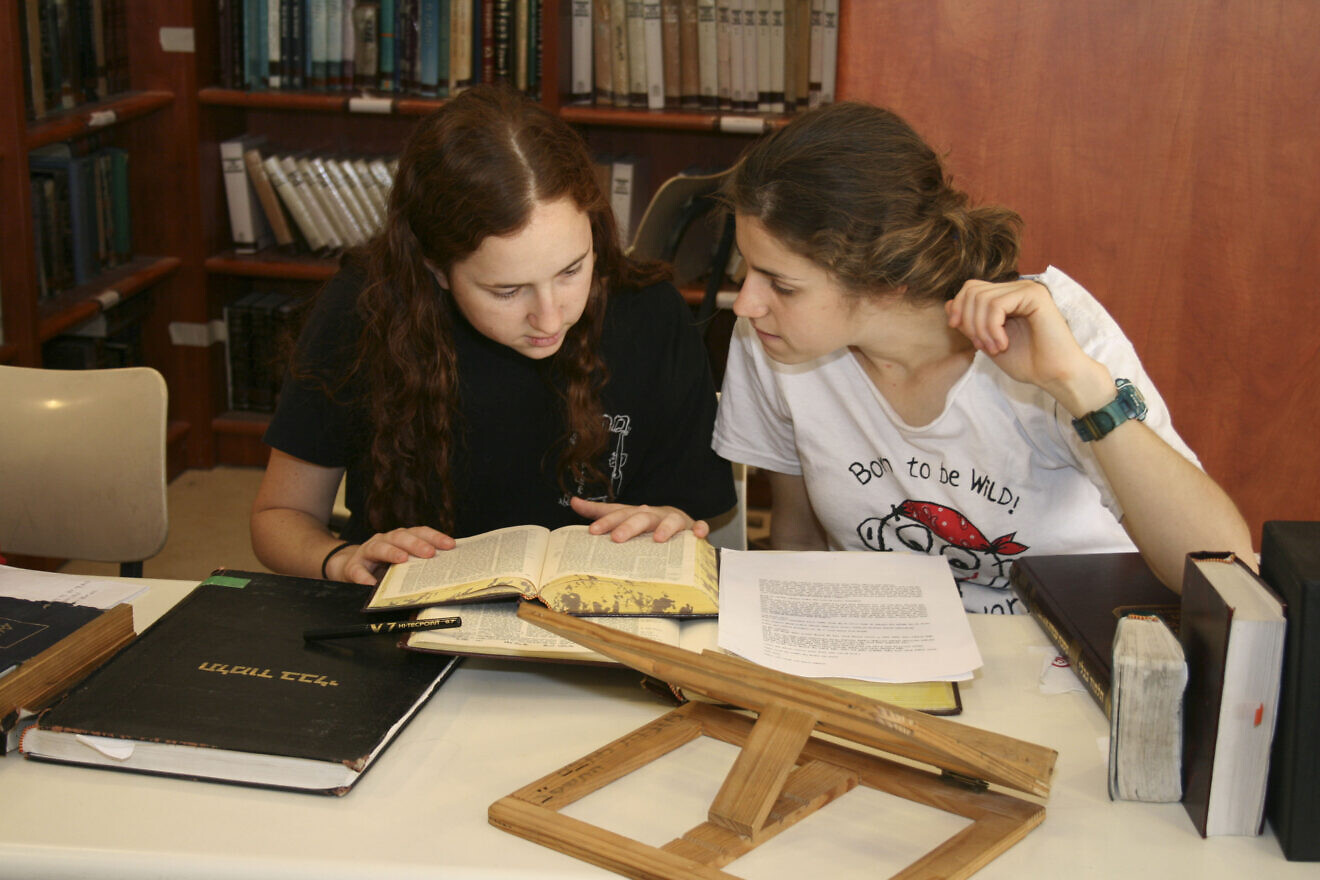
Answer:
712, 101, 1253, 612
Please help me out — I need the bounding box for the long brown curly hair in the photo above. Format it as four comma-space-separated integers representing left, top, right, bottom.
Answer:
724, 101, 1022, 303
353, 85, 667, 533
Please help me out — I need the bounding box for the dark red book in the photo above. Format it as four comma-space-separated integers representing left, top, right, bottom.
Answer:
1260, 521, 1320, 860
1009, 552, 1179, 717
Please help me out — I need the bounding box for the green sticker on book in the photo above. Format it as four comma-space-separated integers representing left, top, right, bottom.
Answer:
200, 575, 250, 588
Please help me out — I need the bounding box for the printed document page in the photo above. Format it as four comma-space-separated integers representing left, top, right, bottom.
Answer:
716, 551, 982, 683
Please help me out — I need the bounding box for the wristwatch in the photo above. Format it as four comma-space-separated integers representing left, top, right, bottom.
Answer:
1072, 378, 1148, 442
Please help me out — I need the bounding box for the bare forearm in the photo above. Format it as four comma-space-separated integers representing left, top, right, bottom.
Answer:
1092, 422, 1255, 590
250, 507, 345, 579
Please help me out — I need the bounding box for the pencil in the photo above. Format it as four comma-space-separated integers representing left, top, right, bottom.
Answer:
302, 615, 462, 641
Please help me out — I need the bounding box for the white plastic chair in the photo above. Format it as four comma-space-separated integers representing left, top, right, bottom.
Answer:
0, 365, 169, 577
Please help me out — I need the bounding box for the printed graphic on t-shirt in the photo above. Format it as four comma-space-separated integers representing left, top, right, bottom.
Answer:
856, 499, 1029, 592
566, 412, 633, 504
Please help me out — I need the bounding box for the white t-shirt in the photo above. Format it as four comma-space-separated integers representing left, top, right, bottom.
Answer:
713, 267, 1199, 614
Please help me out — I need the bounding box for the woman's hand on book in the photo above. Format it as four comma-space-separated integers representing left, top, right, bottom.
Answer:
328, 527, 457, 585
570, 497, 709, 544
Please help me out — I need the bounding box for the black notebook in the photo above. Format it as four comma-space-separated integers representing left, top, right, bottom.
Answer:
21, 570, 459, 795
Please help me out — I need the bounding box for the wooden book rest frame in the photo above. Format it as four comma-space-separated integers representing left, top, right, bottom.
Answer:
489, 602, 1057, 880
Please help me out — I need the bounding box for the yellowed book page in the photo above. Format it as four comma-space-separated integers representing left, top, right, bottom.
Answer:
406, 603, 683, 661
538, 526, 719, 615
367, 525, 551, 610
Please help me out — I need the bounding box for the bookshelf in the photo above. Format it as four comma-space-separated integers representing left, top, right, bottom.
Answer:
0, 1, 199, 479
190, 0, 795, 467
2, 3, 830, 470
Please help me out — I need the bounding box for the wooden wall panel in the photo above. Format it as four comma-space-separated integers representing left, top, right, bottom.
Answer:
834, 0, 1320, 543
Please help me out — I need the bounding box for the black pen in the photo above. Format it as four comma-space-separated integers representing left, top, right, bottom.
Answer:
302, 616, 462, 641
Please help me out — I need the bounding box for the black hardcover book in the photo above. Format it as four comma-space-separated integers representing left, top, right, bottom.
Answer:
1261, 521, 1320, 860
23, 571, 460, 795
1, 596, 134, 748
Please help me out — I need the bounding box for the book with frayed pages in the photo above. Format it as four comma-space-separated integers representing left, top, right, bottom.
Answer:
1108, 613, 1187, 802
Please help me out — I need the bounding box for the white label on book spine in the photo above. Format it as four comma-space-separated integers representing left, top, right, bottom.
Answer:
88, 110, 117, 128
158, 27, 196, 53
718, 115, 767, 134
169, 320, 228, 347
95, 289, 121, 309
348, 96, 394, 114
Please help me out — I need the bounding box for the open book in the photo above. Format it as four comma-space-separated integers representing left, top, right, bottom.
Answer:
405, 602, 961, 715
366, 524, 719, 616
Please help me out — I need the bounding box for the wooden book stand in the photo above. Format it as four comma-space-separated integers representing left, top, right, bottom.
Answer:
489, 602, 1057, 880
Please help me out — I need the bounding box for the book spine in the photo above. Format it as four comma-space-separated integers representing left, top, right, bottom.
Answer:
326, 0, 343, 88
354, 158, 389, 220
263, 155, 325, 251
714, 0, 730, 109
610, 156, 637, 246
590, 0, 612, 104
23, 0, 49, 118
378, 0, 395, 89
660, 0, 680, 109
478, 0, 495, 83
351, 1, 379, 88
643, 1, 665, 110
321, 157, 373, 240
219, 138, 269, 252
817, 0, 835, 105
679, 0, 700, 109
244, 148, 295, 247
450, 0, 472, 93
806, 0, 821, 105
608, 0, 628, 105
283, 156, 341, 250
224, 293, 256, 411
303, 157, 358, 246
754, 0, 769, 112
1010, 565, 1112, 716
107, 147, 131, 261
419, 0, 439, 95
570, 0, 593, 103
267, 0, 282, 87
336, 158, 382, 234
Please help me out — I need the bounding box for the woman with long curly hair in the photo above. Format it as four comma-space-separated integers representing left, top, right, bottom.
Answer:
252, 85, 735, 585
713, 101, 1253, 613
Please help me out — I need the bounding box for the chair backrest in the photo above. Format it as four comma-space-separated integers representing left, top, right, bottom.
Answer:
0, 365, 169, 575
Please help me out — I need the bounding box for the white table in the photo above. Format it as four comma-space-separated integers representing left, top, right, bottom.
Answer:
0, 577, 1310, 879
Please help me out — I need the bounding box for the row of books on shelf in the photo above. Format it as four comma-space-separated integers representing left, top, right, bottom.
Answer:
221, 133, 648, 255
217, 0, 543, 98
19, 0, 132, 121
29, 142, 133, 299
224, 289, 301, 413
571, 0, 838, 113
221, 135, 396, 255
1011, 526, 1318, 856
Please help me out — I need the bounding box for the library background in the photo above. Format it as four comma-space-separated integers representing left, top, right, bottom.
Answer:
0, 1, 1316, 549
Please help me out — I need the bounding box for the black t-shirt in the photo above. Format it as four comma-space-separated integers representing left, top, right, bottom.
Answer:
264, 262, 736, 543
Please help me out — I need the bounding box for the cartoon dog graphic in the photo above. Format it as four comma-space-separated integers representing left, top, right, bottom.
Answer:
857, 500, 1028, 591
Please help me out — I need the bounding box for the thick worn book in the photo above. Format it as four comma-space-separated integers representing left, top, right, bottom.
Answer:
405, 601, 962, 714
367, 524, 718, 616
1260, 520, 1320, 860
1107, 613, 1187, 802
1, 596, 134, 751
1179, 552, 1286, 837
22, 571, 459, 795
1010, 552, 1179, 717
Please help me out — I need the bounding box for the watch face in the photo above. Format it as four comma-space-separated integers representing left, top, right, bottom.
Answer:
1117, 383, 1148, 420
